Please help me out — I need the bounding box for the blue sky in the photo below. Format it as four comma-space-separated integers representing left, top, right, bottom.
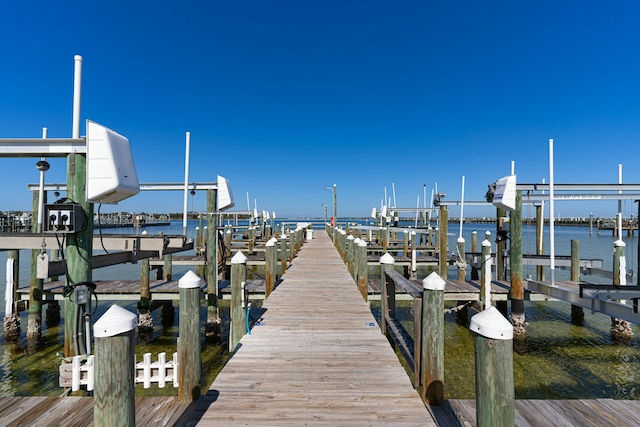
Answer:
1, 1, 638, 219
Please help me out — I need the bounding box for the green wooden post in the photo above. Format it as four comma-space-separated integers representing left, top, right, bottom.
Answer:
93, 305, 137, 427
265, 238, 276, 298
438, 205, 448, 279
570, 240, 584, 325
420, 272, 446, 405
357, 239, 368, 301
469, 307, 515, 427
28, 189, 45, 340
230, 251, 247, 352
178, 271, 202, 402
379, 253, 395, 334
510, 190, 525, 337
64, 151, 93, 357
205, 189, 219, 336
457, 237, 466, 281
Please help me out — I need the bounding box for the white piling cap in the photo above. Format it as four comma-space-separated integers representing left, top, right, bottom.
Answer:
231, 251, 248, 264
93, 304, 137, 338
482, 239, 491, 247
179, 270, 203, 288
423, 271, 446, 291
353, 237, 362, 245
469, 306, 513, 340
380, 253, 395, 264
347, 235, 354, 240
357, 239, 367, 247
457, 237, 465, 243
266, 238, 276, 247
614, 239, 626, 247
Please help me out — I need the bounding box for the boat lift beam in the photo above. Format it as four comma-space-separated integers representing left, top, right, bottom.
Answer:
527, 279, 640, 324
0, 138, 86, 158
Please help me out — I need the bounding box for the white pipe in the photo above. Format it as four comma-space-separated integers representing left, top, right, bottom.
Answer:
511, 160, 515, 176
38, 128, 47, 232
392, 182, 396, 208
182, 132, 190, 236
618, 164, 623, 238
539, 178, 545, 254
459, 175, 465, 238
423, 185, 427, 209
72, 55, 82, 139
549, 139, 555, 286
414, 196, 419, 227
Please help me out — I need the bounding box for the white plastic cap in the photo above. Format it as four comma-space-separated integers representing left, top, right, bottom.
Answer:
93, 304, 137, 338
423, 271, 446, 291
469, 306, 513, 340
231, 251, 248, 264
457, 237, 465, 243
380, 253, 395, 264
179, 270, 202, 289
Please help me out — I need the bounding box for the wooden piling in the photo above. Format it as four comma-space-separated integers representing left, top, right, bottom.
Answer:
4, 250, 20, 341
178, 271, 202, 402
230, 252, 247, 352
457, 237, 466, 281
439, 205, 448, 279
357, 239, 368, 301
469, 307, 515, 427
347, 235, 355, 277
205, 189, 219, 336
510, 190, 525, 337
536, 204, 545, 281
28, 189, 45, 340
93, 304, 137, 427
480, 237, 492, 310
265, 238, 276, 298
570, 240, 584, 324
496, 207, 506, 281
138, 258, 153, 334
279, 235, 288, 276
65, 152, 93, 357
379, 253, 395, 334
420, 272, 446, 405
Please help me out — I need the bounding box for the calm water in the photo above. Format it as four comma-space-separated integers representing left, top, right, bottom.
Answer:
0, 219, 638, 399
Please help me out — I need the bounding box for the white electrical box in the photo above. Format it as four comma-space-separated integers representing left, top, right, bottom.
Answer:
492, 175, 517, 211
86, 120, 140, 204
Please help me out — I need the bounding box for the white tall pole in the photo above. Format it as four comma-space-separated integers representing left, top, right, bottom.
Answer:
549, 139, 555, 286
38, 128, 47, 232
182, 132, 191, 236
618, 164, 623, 238
459, 175, 465, 239
392, 182, 397, 208
72, 55, 82, 139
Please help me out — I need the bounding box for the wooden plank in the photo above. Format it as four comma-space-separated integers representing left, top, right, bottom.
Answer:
190, 231, 435, 425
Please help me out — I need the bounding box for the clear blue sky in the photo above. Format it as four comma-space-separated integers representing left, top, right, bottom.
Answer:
1, 1, 638, 219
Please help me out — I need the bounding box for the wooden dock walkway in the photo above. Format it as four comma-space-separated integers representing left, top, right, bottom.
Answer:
186, 230, 436, 426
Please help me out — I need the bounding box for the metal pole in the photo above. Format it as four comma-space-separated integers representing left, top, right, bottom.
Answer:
183, 132, 191, 236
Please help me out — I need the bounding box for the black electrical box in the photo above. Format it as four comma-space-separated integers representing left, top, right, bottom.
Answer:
44, 204, 85, 233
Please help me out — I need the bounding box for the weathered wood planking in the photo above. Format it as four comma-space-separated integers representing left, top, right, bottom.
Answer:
188, 231, 435, 426
446, 399, 640, 427
0, 396, 194, 426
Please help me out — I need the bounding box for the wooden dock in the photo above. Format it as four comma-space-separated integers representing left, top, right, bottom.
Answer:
186, 230, 436, 426
0, 396, 194, 426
